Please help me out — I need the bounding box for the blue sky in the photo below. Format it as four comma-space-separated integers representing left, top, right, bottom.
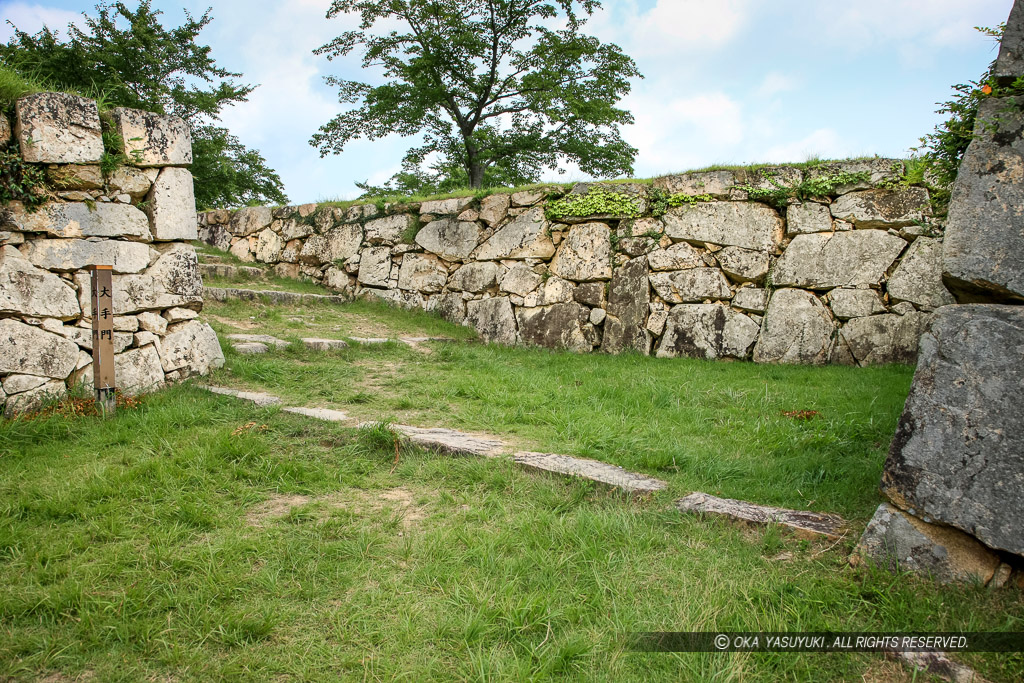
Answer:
1, 0, 1015, 204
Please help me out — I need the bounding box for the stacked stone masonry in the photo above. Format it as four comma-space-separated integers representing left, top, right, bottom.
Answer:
200, 157, 949, 366
0, 92, 223, 415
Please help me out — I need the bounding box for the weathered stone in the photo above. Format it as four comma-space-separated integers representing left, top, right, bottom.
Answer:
786, 202, 833, 235
357, 247, 392, 288
465, 296, 517, 345
752, 288, 835, 365
0, 248, 80, 319
199, 223, 232, 252
678, 492, 846, 539
115, 345, 165, 395
881, 305, 1024, 556
656, 304, 759, 360
840, 312, 930, 365
229, 207, 272, 237
649, 268, 731, 304
233, 342, 268, 355
732, 287, 769, 314
828, 288, 885, 320
853, 504, 1002, 585
804, 158, 904, 194
449, 261, 500, 292
511, 190, 545, 206
158, 321, 224, 376
942, 96, 1024, 302
645, 306, 668, 335
549, 222, 612, 281
573, 281, 606, 308
429, 291, 466, 325
517, 302, 591, 352
3, 379, 66, 416
254, 228, 283, 263
2, 374, 50, 394
137, 311, 167, 335
601, 256, 650, 354
364, 214, 413, 245
513, 451, 667, 496
653, 170, 738, 200
398, 253, 448, 293
829, 188, 931, 228
715, 246, 769, 284
538, 276, 575, 305
474, 207, 554, 260
415, 217, 481, 260
147, 167, 197, 241
298, 235, 330, 265
0, 113, 9, 145
0, 318, 78, 378
479, 194, 511, 226
994, 0, 1024, 85
109, 107, 192, 166
7, 201, 151, 240
647, 241, 703, 272
228, 238, 253, 262
663, 202, 783, 251
326, 224, 363, 261
22, 238, 151, 274
886, 237, 955, 310
163, 307, 198, 323
225, 334, 288, 349
275, 218, 310, 241
201, 385, 281, 406
589, 308, 606, 326
419, 197, 472, 215
302, 338, 349, 351
82, 244, 201, 314
15, 92, 103, 163
107, 166, 153, 198
772, 231, 907, 289
47, 164, 103, 190
499, 264, 543, 296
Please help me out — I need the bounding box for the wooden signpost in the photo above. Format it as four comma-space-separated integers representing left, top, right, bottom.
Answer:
90, 265, 116, 415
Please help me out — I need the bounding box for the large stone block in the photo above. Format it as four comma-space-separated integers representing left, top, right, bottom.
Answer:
715, 246, 769, 284
22, 238, 152, 273
942, 96, 1024, 302
397, 254, 448, 293
364, 214, 413, 245
829, 188, 931, 229
326, 224, 362, 261
0, 247, 80, 319
76, 244, 201, 314
656, 304, 759, 360
752, 288, 835, 364
474, 207, 554, 260
15, 92, 103, 164
647, 241, 703, 271
648, 268, 731, 304
786, 202, 833, 235
6, 201, 151, 241
828, 288, 885, 320
115, 345, 166, 395
478, 194, 510, 226
465, 297, 518, 345
499, 264, 542, 297
357, 247, 392, 288
881, 305, 1024, 556
549, 222, 612, 281
653, 170, 739, 200
229, 206, 273, 237
3, 379, 66, 416
419, 197, 473, 215
254, 228, 283, 263
449, 261, 500, 293
994, 0, 1024, 85
772, 231, 907, 289
159, 321, 224, 376
108, 166, 155, 199
886, 237, 955, 311
146, 167, 197, 241
517, 302, 591, 352
415, 217, 481, 260
109, 107, 192, 167
601, 256, 650, 354
662, 202, 783, 251
839, 312, 930, 366
0, 318, 78, 378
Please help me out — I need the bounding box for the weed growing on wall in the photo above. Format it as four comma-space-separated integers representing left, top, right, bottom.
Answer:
546, 189, 642, 221
0, 142, 48, 211
648, 188, 714, 216
732, 169, 872, 208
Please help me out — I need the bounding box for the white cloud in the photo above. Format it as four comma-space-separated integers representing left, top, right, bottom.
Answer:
758, 129, 849, 164
589, 0, 750, 59
756, 72, 798, 99
0, 3, 83, 40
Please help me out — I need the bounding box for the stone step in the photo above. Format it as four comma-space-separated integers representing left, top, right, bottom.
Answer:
199, 385, 282, 407
358, 422, 507, 457
676, 492, 846, 539
302, 337, 349, 351
198, 254, 224, 263
199, 263, 267, 279
225, 333, 290, 348
511, 451, 668, 497
283, 406, 351, 422
204, 287, 349, 306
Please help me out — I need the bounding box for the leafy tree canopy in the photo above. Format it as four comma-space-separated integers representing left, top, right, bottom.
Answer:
312, 0, 641, 191
0, 1, 287, 209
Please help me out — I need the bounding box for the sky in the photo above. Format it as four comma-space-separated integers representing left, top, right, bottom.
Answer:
0, 0, 1015, 204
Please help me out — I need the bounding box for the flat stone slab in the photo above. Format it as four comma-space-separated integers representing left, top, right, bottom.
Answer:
225, 333, 289, 349
199, 385, 282, 407
232, 342, 269, 355
512, 451, 667, 496
676, 492, 846, 539
282, 406, 351, 422
198, 263, 266, 279
204, 287, 349, 306
302, 338, 349, 351
358, 423, 507, 457
348, 337, 395, 344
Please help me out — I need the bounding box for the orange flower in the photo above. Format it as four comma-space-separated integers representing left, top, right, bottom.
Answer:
981, 84, 993, 94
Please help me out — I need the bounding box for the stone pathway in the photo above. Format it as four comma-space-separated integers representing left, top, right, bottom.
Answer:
223, 331, 454, 355
205, 286, 349, 306
199, 263, 267, 280
513, 451, 668, 497
676, 492, 847, 539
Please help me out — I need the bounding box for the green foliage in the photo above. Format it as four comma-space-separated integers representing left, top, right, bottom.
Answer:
313, 0, 641, 191
1, 1, 287, 209
648, 187, 713, 216
99, 126, 126, 177
732, 169, 871, 208
399, 215, 423, 245
545, 188, 641, 220
0, 142, 48, 210
0, 63, 47, 110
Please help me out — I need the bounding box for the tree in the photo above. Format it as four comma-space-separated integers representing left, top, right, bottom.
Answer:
0, 1, 287, 209
312, 0, 641, 191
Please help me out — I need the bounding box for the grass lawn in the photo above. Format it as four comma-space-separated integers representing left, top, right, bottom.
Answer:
1, 386, 1022, 682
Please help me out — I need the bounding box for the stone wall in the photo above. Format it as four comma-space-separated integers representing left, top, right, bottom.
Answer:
200, 158, 950, 366
0, 92, 222, 415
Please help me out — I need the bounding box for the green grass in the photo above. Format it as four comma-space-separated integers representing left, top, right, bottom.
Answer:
202, 273, 336, 296
203, 299, 906, 520
0, 385, 1020, 681
193, 242, 272, 269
